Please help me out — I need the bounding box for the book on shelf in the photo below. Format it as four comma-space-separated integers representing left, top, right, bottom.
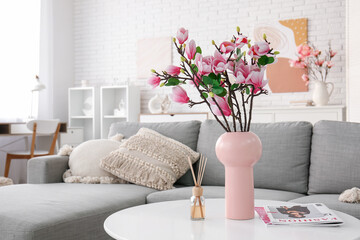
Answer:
255, 203, 343, 226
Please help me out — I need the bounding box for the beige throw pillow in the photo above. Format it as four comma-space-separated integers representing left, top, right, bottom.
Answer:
100, 128, 200, 190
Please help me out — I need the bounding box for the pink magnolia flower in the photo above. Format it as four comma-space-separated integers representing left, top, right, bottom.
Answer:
212, 51, 227, 74
219, 41, 235, 54
176, 28, 188, 44
147, 76, 161, 89
208, 95, 231, 116
234, 64, 257, 84
165, 65, 181, 76
195, 53, 213, 76
315, 59, 324, 67
248, 68, 268, 94
312, 50, 321, 57
301, 73, 309, 82
325, 61, 334, 68
185, 40, 196, 59
289, 58, 306, 68
248, 42, 270, 58
330, 50, 337, 58
235, 36, 248, 48
297, 44, 312, 58
170, 86, 189, 104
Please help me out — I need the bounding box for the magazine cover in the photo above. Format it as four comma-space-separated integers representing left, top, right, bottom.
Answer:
255, 203, 343, 226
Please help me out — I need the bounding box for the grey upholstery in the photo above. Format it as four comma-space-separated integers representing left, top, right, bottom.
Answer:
0, 183, 156, 240
146, 186, 305, 203
197, 120, 312, 194
308, 120, 360, 194
27, 155, 69, 183
108, 121, 201, 186
291, 194, 360, 219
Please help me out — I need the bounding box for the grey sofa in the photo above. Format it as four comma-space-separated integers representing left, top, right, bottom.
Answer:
0, 120, 359, 240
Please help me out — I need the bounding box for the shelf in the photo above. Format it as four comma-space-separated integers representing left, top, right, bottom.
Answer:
103, 115, 127, 119
71, 116, 93, 119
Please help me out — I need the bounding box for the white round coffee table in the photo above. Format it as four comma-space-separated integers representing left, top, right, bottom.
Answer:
104, 199, 360, 240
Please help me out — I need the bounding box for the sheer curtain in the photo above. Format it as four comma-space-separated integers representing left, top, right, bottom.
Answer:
0, 0, 40, 121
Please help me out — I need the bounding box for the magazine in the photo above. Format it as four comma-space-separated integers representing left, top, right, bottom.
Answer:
255, 203, 343, 226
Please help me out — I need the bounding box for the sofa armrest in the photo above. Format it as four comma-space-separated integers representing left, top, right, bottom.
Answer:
27, 155, 69, 184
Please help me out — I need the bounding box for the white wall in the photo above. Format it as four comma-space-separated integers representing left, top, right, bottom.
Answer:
72, 0, 346, 114
39, 0, 73, 122
346, 0, 360, 122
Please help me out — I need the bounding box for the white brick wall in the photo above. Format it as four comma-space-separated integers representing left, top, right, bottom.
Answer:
73, 0, 346, 113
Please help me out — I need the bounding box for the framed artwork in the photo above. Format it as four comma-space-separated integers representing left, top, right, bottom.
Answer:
254, 18, 308, 93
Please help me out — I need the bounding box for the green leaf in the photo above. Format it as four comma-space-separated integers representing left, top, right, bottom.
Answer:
212, 80, 220, 87
191, 64, 198, 74
231, 83, 239, 90
202, 92, 208, 99
208, 73, 217, 80
268, 57, 275, 64
257, 55, 269, 66
196, 46, 202, 55
165, 78, 180, 86
202, 76, 213, 85
245, 87, 250, 95
236, 48, 241, 56
213, 86, 227, 97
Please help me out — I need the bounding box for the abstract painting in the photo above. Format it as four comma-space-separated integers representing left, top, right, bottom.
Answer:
254, 18, 308, 93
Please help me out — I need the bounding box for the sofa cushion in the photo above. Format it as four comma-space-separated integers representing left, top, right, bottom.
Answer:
291, 194, 360, 219
146, 186, 305, 203
197, 120, 312, 194
66, 139, 122, 182
308, 120, 360, 194
0, 183, 156, 240
100, 128, 199, 190
108, 121, 201, 186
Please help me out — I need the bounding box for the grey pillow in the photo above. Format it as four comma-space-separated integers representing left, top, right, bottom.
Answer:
308, 120, 360, 194
100, 128, 200, 190
107, 121, 201, 186
197, 120, 312, 194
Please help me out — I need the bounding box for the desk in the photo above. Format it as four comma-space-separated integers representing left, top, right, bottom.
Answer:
0, 122, 67, 135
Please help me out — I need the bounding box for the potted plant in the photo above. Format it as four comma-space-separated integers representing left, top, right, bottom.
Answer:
148, 27, 278, 220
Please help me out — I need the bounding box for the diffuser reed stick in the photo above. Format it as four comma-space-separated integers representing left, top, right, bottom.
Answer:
188, 154, 207, 220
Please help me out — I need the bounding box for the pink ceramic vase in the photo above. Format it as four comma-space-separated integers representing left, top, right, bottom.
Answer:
215, 131, 262, 220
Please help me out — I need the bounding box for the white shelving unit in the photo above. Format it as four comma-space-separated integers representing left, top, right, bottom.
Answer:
68, 87, 99, 140
100, 85, 140, 138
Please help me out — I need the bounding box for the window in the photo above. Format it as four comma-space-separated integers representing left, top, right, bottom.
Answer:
0, 0, 40, 121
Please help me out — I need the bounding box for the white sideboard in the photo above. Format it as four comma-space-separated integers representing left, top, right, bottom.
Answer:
139, 113, 209, 123
251, 105, 346, 124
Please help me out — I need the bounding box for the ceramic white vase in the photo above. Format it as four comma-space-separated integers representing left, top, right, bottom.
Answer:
312, 80, 334, 106
148, 94, 163, 114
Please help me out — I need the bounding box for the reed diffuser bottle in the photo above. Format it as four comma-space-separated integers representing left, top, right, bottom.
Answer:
188, 155, 207, 220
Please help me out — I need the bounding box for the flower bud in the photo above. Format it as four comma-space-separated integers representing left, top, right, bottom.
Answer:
151, 69, 156, 73
181, 56, 186, 62
173, 37, 176, 43
231, 39, 235, 43
209, 92, 214, 97
263, 33, 267, 40
236, 26, 240, 33
160, 82, 165, 87
180, 69, 185, 73
274, 51, 280, 55
247, 43, 251, 48
212, 40, 215, 45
